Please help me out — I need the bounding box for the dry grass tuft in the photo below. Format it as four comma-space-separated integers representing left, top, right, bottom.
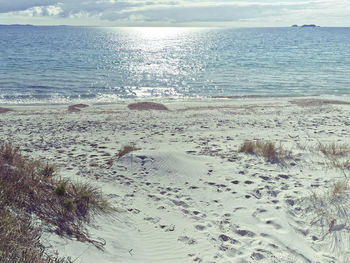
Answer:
107, 144, 140, 166
239, 140, 256, 154
305, 180, 350, 246
0, 141, 112, 262
328, 158, 350, 171
127, 102, 168, 111
0, 210, 71, 263
317, 142, 350, 157
329, 181, 350, 198
67, 104, 89, 113
0, 107, 13, 114
290, 99, 350, 107
239, 140, 291, 164
117, 145, 140, 159
315, 142, 350, 172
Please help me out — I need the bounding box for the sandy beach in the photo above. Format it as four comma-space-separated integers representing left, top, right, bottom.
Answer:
1, 97, 350, 263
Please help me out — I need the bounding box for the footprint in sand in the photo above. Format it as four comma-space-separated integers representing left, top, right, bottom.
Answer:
218, 234, 239, 244
235, 229, 256, 237
127, 208, 140, 214
285, 198, 295, 206
194, 225, 206, 231
265, 220, 282, 230
250, 189, 262, 199
171, 199, 189, 208
147, 194, 162, 201
144, 217, 160, 223
259, 175, 270, 181
178, 236, 197, 245
251, 252, 265, 261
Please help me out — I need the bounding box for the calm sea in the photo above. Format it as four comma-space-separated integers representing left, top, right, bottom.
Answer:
0, 26, 349, 104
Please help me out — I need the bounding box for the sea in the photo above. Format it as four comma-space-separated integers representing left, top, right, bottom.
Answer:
0, 26, 349, 104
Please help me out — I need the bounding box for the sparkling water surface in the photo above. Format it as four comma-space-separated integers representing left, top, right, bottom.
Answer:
0, 26, 350, 104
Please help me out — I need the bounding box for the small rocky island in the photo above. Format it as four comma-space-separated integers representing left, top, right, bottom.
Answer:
291, 24, 320, 28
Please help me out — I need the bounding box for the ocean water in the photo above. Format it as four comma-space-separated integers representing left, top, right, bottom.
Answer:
0, 26, 350, 104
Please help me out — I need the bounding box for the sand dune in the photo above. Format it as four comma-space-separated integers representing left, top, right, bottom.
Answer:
1, 97, 350, 262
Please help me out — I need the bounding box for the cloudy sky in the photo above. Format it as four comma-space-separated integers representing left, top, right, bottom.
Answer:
0, 0, 348, 27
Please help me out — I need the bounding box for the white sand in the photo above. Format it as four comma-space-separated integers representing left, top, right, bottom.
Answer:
1, 97, 350, 262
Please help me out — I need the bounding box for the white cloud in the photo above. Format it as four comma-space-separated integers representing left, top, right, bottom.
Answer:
97, 1, 322, 24
0, 0, 52, 13
0, 0, 349, 26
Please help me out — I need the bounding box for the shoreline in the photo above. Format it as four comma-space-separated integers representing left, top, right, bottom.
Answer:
0, 93, 349, 108
1, 97, 350, 262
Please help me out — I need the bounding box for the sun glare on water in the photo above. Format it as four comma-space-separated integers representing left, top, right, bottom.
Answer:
111, 27, 201, 82
127, 27, 195, 40
101, 26, 209, 98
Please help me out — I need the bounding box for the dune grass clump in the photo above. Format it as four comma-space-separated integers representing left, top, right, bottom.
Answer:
0, 210, 70, 263
317, 142, 350, 157
314, 142, 350, 171
239, 140, 291, 164
67, 104, 89, 113
305, 180, 350, 250
117, 144, 140, 159
0, 107, 13, 114
54, 183, 67, 196
329, 181, 350, 198
0, 141, 112, 262
107, 144, 140, 166
127, 101, 168, 111
329, 158, 350, 171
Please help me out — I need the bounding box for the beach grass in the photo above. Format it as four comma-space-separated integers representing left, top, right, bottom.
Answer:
0, 141, 112, 262
0, 107, 12, 114
107, 144, 140, 166
117, 144, 140, 159
327, 158, 350, 172
316, 142, 350, 157
307, 179, 350, 242
312, 142, 350, 172
239, 140, 291, 164
127, 101, 168, 111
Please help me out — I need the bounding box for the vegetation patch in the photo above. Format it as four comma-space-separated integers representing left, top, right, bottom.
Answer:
303, 180, 350, 254
117, 144, 140, 159
127, 102, 169, 111
0, 141, 112, 262
290, 99, 350, 107
0, 107, 13, 114
316, 142, 350, 157
107, 144, 140, 166
328, 158, 350, 171
67, 104, 89, 113
313, 142, 350, 171
239, 140, 291, 164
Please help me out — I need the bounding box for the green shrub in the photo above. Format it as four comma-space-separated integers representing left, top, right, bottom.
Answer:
41, 163, 56, 178
63, 199, 75, 212
54, 183, 66, 196
0, 141, 113, 261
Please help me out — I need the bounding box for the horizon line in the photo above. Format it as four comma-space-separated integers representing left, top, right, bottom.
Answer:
1, 24, 349, 28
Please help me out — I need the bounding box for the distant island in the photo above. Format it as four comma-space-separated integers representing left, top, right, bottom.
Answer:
2, 24, 34, 26
291, 24, 320, 28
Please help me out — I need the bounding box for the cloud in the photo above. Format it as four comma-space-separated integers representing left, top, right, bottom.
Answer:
101, 1, 319, 23
0, 0, 138, 16
0, 0, 349, 26
0, 0, 52, 13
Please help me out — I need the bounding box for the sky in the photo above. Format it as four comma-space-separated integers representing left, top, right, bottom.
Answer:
0, 0, 349, 27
